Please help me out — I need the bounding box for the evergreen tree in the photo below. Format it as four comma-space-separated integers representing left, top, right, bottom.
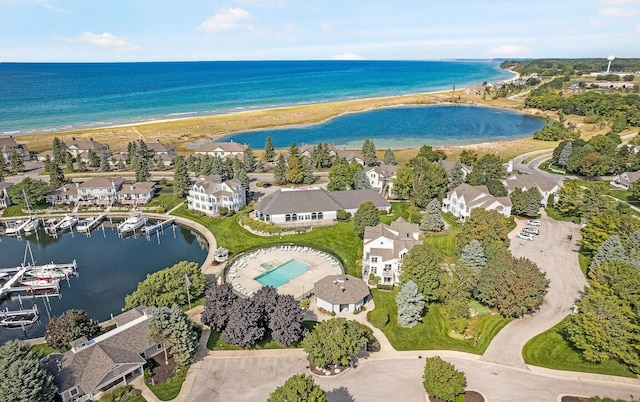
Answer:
486, 178, 508, 197
65, 153, 74, 172
420, 198, 445, 232
167, 304, 199, 367
448, 161, 465, 189
10, 150, 24, 174
243, 146, 256, 172
100, 154, 110, 171
0, 340, 57, 402
235, 163, 250, 191
43, 155, 54, 173
459, 149, 478, 166
352, 169, 371, 190
524, 187, 542, 217
135, 156, 151, 182
422, 357, 466, 402
0, 160, 5, 181
173, 156, 191, 198
460, 240, 486, 272
353, 201, 380, 238
286, 156, 304, 184
264, 137, 276, 162
274, 154, 287, 185
117, 159, 125, 170
52, 137, 68, 163
589, 235, 627, 272
314, 143, 332, 168
268, 374, 327, 402
87, 149, 100, 167
399, 243, 444, 301
383, 148, 397, 165
49, 164, 66, 188
362, 139, 377, 166
557, 141, 573, 167
288, 142, 300, 160
8, 177, 48, 204
45, 309, 101, 351
300, 156, 315, 185
396, 280, 425, 328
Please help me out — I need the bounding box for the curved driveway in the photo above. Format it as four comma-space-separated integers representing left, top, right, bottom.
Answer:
480, 215, 586, 368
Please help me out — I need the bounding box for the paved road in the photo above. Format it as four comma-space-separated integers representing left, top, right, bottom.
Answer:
480, 215, 587, 369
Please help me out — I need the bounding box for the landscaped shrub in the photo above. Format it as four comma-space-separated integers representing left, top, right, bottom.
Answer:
337, 210, 351, 221
376, 284, 394, 291
243, 218, 283, 234
98, 385, 141, 402
367, 309, 390, 328
156, 206, 166, 214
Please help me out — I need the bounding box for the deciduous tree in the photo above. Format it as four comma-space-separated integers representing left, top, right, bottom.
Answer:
327, 161, 352, 191
268, 374, 327, 402
391, 165, 413, 200
458, 209, 510, 259
45, 309, 101, 352
201, 283, 238, 332
459, 150, 478, 166
409, 157, 448, 208
0, 340, 57, 402
301, 318, 368, 368
466, 153, 505, 185
396, 280, 425, 328
399, 243, 443, 302
223, 297, 265, 347
7, 177, 47, 205
269, 294, 306, 346
422, 356, 466, 402
353, 201, 380, 238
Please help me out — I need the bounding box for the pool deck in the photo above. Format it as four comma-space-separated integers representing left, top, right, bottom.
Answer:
225, 245, 343, 299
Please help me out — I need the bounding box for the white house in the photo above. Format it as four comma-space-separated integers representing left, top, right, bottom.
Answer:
611, 171, 640, 190
366, 164, 397, 198
46, 177, 156, 206
502, 173, 560, 206
187, 175, 246, 216
194, 141, 248, 159
46, 306, 165, 402
362, 218, 422, 285
0, 181, 12, 209
253, 187, 391, 228
314, 275, 370, 313
442, 183, 512, 220
0, 136, 31, 162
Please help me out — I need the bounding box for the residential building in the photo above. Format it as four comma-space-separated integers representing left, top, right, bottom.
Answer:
46, 177, 156, 206
46, 306, 164, 402
314, 275, 370, 313
116, 182, 157, 205
0, 181, 12, 209
365, 163, 397, 197
439, 160, 473, 180
118, 140, 177, 168
36, 150, 55, 162
611, 171, 640, 190
502, 173, 560, 206
65, 138, 110, 158
194, 140, 248, 159
147, 140, 177, 156
254, 187, 391, 228
335, 149, 365, 166
187, 175, 246, 216
442, 183, 512, 220
362, 218, 422, 285
0, 136, 31, 162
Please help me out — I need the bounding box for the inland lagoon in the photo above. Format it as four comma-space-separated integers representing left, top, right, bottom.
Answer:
0, 222, 208, 343
219, 105, 546, 149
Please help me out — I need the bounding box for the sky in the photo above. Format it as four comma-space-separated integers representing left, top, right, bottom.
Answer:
0, 0, 638, 62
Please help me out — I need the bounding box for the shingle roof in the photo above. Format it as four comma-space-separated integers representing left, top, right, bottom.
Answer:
254, 188, 390, 215
65, 139, 109, 150
148, 142, 176, 154
78, 177, 125, 189
327, 189, 391, 211
504, 174, 558, 193
314, 275, 370, 305
117, 182, 156, 195
0, 181, 12, 191
449, 183, 512, 208
195, 141, 248, 153
618, 171, 640, 186
47, 183, 79, 197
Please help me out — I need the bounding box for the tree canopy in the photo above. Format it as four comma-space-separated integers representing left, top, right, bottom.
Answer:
396, 280, 425, 328
422, 356, 466, 402
0, 340, 57, 402
420, 198, 445, 232
458, 209, 510, 260
148, 304, 198, 368
399, 243, 443, 302
45, 309, 101, 351
268, 374, 327, 402
301, 318, 368, 368
353, 201, 380, 238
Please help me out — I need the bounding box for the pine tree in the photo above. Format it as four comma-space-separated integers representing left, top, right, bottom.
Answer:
420, 198, 445, 232
135, 156, 151, 182
383, 148, 397, 165
353, 201, 380, 238
449, 161, 465, 189
235, 163, 250, 191
100, 154, 111, 171
0, 160, 6, 181
0, 340, 57, 402
558, 141, 573, 167
166, 304, 199, 368
243, 146, 256, 172
264, 137, 276, 162
362, 139, 377, 166
460, 240, 486, 272
65, 153, 75, 172
87, 149, 100, 167
288, 142, 300, 160
274, 154, 287, 185
285, 156, 304, 184
300, 155, 314, 185
49, 164, 66, 188
524, 187, 542, 216
352, 169, 371, 190
173, 156, 190, 198
396, 280, 425, 328
52, 137, 68, 163
117, 159, 125, 170
10, 150, 24, 174
589, 235, 627, 272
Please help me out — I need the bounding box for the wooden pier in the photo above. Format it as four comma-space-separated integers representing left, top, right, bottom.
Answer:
143, 217, 175, 236
77, 213, 107, 233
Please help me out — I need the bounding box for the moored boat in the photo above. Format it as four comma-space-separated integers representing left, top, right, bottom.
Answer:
59, 215, 78, 231
25, 263, 71, 280
117, 213, 147, 234
0, 311, 39, 328
20, 277, 59, 287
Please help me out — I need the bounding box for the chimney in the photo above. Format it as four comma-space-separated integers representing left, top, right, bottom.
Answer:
72, 137, 76, 141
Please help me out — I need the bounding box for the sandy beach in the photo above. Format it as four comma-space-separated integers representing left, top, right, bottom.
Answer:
14, 87, 571, 161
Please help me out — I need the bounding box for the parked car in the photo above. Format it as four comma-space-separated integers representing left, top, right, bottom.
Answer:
517, 232, 535, 241
526, 220, 541, 226
522, 227, 539, 235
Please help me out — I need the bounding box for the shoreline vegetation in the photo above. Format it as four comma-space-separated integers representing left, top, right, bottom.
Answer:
14, 84, 567, 162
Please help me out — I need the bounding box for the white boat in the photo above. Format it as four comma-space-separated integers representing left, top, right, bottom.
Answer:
0, 310, 39, 328
59, 215, 78, 231
4, 220, 24, 235
117, 213, 148, 234
25, 263, 71, 280
20, 277, 58, 287
22, 216, 39, 233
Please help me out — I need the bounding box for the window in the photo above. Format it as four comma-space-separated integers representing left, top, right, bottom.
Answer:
70, 388, 79, 397
285, 214, 291, 222
311, 212, 317, 219
371, 267, 377, 274
371, 257, 378, 263
157, 343, 163, 350
318, 212, 323, 219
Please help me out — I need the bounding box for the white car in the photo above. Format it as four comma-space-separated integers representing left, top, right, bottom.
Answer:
526, 220, 541, 226
522, 227, 539, 235
517, 232, 535, 241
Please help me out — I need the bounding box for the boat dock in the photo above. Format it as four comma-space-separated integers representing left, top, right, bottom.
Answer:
0, 260, 77, 299
77, 213, 107, 233
4, 218, 33, 236
1, 305, 38, 319
143, 217, 175, 236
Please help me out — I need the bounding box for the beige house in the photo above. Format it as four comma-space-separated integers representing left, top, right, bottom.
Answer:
365, 164, 397, 198
442, 183, 512, 220
46, 307, 164, 402
65, 138, 110, 158
362, 218, 422, 285
0, 136, 31, 162
0, 181, 12, 209
502, 173, 560, 206
46, 177, 156, 206
611, 171, 640, 190
194, 141, 248, 159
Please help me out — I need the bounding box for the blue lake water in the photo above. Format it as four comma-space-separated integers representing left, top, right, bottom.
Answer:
0, 223, 208, 343
0, 60, 513, 135
219, 105, 545, 149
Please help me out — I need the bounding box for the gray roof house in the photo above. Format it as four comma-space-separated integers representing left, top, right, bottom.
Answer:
65, 138, 110, 158
612, 171, 640, 190
254, 187, 391, 228
194, 140, 248, 158
314, 274, 370, 313
362, 218, 422, 285
187, 175, 246, 216
365, 163, 398, 198
46, 306, 163, 402
0, 136, 31, 162
502, 173, 560, 206
442, 183, 512, 220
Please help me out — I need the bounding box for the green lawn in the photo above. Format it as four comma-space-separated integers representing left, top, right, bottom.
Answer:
31, 343, 56, 355
148, 366, 189, 401
2, 201, 51, 217
608, 189, 640, 205
523, 319, 635, 378
367, 289, 511, 354
147, 184, 184, 211
424, 213, 462, 258
545, 207, 580, 223
207, 321, 317, 350
380, 202, 410, 224
578, 253, 591, 276
172, 206, 363, 276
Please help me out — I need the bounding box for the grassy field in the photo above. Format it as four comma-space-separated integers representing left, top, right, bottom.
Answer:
207, 321, 317, 350
31, 343, 56, 355
146, 183, 184, 211
148, 367, 189, 401
367, 289, 511, 353
522, 319, 635, 378
424, 213, 462, 258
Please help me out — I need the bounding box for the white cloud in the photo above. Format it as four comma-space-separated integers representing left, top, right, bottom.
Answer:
233, 0, 285, 6
597, 7, 639, 17
75, 32, 141, 52
590, 19, 604, 26
197, 7, 252, 34
485, 45, 533, 58
601, 0, 639, 5
331, 52, 363, 60
320, 22, 333, 32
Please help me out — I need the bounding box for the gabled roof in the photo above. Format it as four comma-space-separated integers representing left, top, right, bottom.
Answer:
191, 175, 242, 195
367, 163, 398, 178
617, 171, 640, 186
335, 149, 364, 161
0, 137, 28, 153
326, 189, 390, 211
65, 138, 109, 150
195, 141, 248, 153
47, 183, 79, 197
78, 177, 125, 189
117, 182, 156, 195
147, 141, 176, 154
439, 160, 472, 174
504, 174, 558, 193
364, 218, 422, 259
314, 275, 370, 305
449, 183, 512, 209
254, 188, 390, 215
0, 181, 12, 192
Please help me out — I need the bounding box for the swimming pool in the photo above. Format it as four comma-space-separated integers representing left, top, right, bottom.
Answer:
255, 259, 310, 287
